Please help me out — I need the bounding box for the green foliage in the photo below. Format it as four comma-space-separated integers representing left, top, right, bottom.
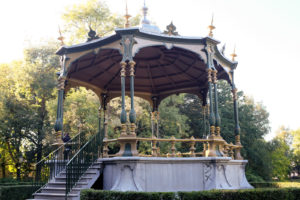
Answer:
80, 188, 300, 200
81, 189, 177, 200
0, 185, 40, 200
251, 181, 300, 188
61, 0, 141, 43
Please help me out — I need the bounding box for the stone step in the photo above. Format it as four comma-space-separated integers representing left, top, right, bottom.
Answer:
33, 192, 78, 200
47, 181, 88, 188
41, 187, 80, 194
54, 176, 93, 182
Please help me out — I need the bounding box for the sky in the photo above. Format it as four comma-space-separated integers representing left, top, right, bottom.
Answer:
1, 0, 300, 140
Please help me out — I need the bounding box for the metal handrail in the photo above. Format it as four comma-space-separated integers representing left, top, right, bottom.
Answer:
65, 131, 103, 199
34, 132, 82, 167
32, 131, 87, 194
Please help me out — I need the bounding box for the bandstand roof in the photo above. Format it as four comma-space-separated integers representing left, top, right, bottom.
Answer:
56, 27, 237, 106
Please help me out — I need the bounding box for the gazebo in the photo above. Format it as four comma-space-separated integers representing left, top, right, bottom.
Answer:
35, 2, 253, 199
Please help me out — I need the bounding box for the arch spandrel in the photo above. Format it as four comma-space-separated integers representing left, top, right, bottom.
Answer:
132, 36, 207, 64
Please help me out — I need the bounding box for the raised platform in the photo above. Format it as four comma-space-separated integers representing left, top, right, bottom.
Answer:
101, 157, 253, 192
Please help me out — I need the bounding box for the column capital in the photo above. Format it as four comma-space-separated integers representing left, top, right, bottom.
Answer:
206, 68, 213, 83
57, 76, 66, 90
120, 61, 127, 77
231, 88, 238, 100
212, 70, 218, 84
129, 60, 135, 76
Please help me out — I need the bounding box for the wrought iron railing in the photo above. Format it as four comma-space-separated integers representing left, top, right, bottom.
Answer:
65, 131, 102, 198
32, 131, 87, 193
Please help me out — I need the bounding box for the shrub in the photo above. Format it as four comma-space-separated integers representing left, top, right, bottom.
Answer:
251, 181, 300, 188
0, 185, 40, 200
81, 188, 300, 200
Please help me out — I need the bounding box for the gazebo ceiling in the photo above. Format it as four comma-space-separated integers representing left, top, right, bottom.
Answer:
66, 45, 230, 102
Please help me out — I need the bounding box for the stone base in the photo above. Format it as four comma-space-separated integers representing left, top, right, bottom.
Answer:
101, 157, 253, 192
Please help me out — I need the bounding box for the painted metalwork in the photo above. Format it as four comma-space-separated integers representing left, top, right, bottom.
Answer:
129, 61, 136, 125
208, 15, 215, 37
213, 70, 221, 136
87, 26, 99, 42
163, 22, 179, 36
65, 131, 103, 198
32, 131, 87, 195
120, 62, 127, 125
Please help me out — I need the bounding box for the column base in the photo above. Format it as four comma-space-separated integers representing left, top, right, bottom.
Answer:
206, 135, 225, 157
116, 135, 139, 157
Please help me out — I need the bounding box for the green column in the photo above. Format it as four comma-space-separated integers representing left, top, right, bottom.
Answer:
213, 70, 221, 137
120, 62, 127, 136
207, 68, 215, 136
231, 71, 243, 160
54, 76, 66, 142
129, 61, 136, 136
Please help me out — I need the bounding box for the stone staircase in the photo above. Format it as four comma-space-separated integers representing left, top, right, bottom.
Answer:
30, 160, 102, 200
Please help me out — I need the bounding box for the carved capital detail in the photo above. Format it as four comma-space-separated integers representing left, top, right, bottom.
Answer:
212, 70, 218, 84
57, 76, 66, 90
120, 61, 127, 77
207, 68, 213, 83
129, 60, 136, 76
232, 88, 238, 100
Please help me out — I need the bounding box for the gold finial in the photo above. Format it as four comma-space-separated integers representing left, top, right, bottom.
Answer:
208, 14, 215, 37
57, 25, 65, 46
124, 0, 131, 28
230, 46, 237, 61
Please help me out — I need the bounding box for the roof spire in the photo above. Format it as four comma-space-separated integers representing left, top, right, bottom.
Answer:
208, 14, 215, 37
230, 46, 237, 61
57, 25, 65, 46
124, 0, 131, 28
142, 0, 150, 25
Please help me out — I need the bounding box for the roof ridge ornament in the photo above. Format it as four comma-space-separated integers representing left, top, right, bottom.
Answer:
57, 25, 65, 46
124, 0, 131, 28
230, 46, 237, 61
142, 0, 150, 25
163, 21, 179, 36
87, 26, 99, 42
208, 14, 215, 37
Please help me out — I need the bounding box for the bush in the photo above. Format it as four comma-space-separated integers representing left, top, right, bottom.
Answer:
0, 182, 33, 186
81, 190, 177, 200
81, 188, 300, 200
0, 185, 40, 200
251, 182, 300, 188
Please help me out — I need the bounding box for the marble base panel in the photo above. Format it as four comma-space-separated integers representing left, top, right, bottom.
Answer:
101, 157, 253, 192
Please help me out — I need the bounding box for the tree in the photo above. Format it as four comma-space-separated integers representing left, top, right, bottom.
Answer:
0, 44, 59, 179
292, 128, 300, 176
180, 80, 272, 180
61, 0, 140, 43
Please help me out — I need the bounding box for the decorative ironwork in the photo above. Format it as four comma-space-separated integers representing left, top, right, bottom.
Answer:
87, 26, 99, 42
208, 14, 215, 37
32, 131, 87, 195
163, 22, 179, 36
231, 46, 237, 61
65, 131, 103, 198
124, 0, 131, 28
57, 26, 65, 46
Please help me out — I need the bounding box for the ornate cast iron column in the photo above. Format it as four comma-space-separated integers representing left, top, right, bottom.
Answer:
54, 55, 68, 143
212, 70, 221, 137
116, 35, 138, 157
207, 69, 215, 136
205, 44, 224, 157
101, 93, 108, 140
54, 76, 65, 143
98, 106, 102, 136
231, 71, 243, 160
129, 60, 136, 136
120, 61, 127, 137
